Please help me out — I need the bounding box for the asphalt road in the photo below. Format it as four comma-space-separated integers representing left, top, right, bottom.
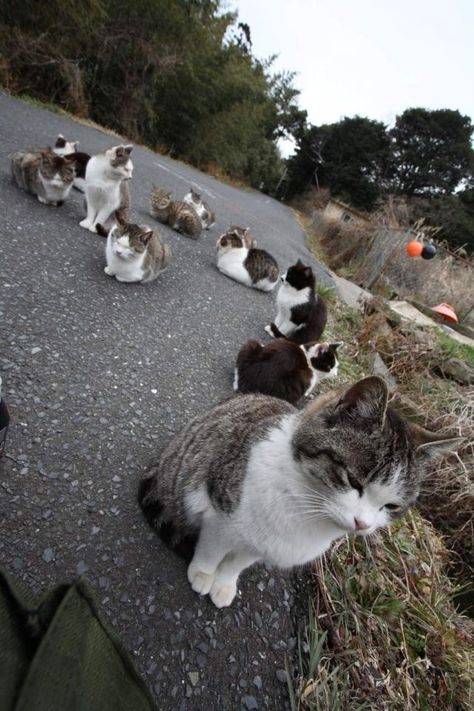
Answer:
0, 93, 334, 710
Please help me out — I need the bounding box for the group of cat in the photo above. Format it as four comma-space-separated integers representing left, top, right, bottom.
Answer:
10, 132, 460, 610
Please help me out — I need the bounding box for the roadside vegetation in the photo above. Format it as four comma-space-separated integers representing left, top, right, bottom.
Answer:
293, 219, 474, 711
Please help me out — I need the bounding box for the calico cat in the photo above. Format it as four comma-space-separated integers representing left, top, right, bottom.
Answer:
139, 376, 460, 608
11, 149, 75, 206
183, 187, 215, 229
79, 144, 133, 233
53, 136, 90, 192
216, 229, 279, 291
53, 133, 79, 157
150, 187, 202, 239
98, 214, 171, 284
234, 340, 343, 405
265, 260, 327, 343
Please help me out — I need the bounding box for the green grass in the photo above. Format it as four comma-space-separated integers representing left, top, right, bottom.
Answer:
437, 331, 474, 368
18, 93, 66, 116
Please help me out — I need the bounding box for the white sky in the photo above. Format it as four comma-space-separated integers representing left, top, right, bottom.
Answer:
231, 0, 474, 139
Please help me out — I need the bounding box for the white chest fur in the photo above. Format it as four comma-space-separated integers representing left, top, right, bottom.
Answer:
234, 416, 342, 568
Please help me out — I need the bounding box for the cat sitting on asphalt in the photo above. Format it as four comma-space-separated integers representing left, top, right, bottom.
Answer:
97, 213, 171, 284
265, 259, 327, 343
139, 375, 461, 608
53, 134, 90, 193
80, 144, 133, 233
183, 187, 215, 230
11, 148, 75, 206
216, 227, 279, 291
150, 186, 202, 239
234, 339, 343, 405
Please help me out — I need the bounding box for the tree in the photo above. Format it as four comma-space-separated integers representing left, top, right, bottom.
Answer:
285, 116, 390, 209
389, 108, 474, 196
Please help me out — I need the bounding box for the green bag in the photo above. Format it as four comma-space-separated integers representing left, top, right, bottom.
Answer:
0, 569, 157, 711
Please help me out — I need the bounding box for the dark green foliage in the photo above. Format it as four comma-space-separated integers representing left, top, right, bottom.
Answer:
409, 194, 474, 254
0, 0, 301, 188
389, 108, 474, 196
285, 116, 390, 210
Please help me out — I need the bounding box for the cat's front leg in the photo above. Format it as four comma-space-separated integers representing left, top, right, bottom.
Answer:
104, 266, 114, 276
210, 549, 261, 608
187, 519, 233, 598
114, 274, 141, 283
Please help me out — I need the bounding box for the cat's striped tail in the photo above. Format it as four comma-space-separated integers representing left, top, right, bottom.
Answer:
138, 475, 197, 562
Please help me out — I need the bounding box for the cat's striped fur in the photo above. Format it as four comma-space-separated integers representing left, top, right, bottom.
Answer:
150, 187, 202, 239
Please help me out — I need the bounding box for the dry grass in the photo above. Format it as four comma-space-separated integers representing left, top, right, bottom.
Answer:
293, 513, 474, 711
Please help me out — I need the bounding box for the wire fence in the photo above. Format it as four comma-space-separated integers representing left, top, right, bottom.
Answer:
311, 213, 474, 326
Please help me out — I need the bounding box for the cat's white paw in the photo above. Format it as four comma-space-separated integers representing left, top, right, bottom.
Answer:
264, 324, 273, 337
209, 580, 237, 608
104, 266, 113, 276
79, 218, 91, 229
37, 196, 48, 205
88, 223, 98, 234
187, 564, 215, 596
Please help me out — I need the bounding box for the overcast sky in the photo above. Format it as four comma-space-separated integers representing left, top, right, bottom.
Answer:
231, 0, 474, 141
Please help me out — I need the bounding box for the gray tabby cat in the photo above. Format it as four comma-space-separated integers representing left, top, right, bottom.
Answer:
80, 144, 133, 233
139, 376, 460, 608
216, 228, 279, 291
98, 213, 171, 283
11, 149, 75, 206
228, 225, 257, 248
150, 187, 202, 239
183, 187, 215, 229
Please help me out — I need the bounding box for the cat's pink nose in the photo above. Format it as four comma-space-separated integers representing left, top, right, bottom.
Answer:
354, 517, 370, 531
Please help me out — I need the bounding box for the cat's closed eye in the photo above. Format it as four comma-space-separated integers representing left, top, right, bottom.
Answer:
384, 503, 401, 511
347, 474, 363, 495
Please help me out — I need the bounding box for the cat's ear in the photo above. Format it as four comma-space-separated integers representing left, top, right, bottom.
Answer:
55, 135, 66, 148
295, 259, 303, 267
124, 144, 133, 155
329, 342, 344, 351
219, 237, 228, 247
73, 141, 79, 151
334, 376, 389, 427
141, 230, 154, 244
304, 266, 312, 278
408, 423, 465, 462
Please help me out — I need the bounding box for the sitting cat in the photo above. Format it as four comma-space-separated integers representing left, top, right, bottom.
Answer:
53, 136, 90, 193
183, 187, 215, 229
265, 259, 327, 342
98, 214, 171, 283
234, 339, 343, 405
11, 149, 75, 206
80, 144, 133, 233
53, 133, 79, 157
139, 376, 460, 608
150, 187, 202, 239
216, 228, 279, 291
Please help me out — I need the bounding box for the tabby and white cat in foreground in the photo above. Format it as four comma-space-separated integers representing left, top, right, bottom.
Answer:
139, 376, 460, 608
80, 144, 133, 233
266, 260, 327, 343
98, 214, 171, 283
183, 188, 215, 229
11, 149, 75, 206
216, 228, 279, 291
234, 339, 342, 405
150, 187, 202, 239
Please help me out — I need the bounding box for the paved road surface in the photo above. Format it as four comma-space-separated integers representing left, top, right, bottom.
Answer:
0, 93, 333, 710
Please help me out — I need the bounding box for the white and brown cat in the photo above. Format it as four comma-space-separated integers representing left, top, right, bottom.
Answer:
139, 376, 461, 607
183, 187, 215, 229
97, 213, 170, 284
80, 144, 133, 233
216, 227, 278, 291
11, 149, 75, 206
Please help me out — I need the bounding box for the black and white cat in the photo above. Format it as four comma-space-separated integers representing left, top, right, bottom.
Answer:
234, 340, 343, 405
139, 376, 460, 607
265, 260, 327, 343
80, 144, 133, 233
216, 228, 279, 292
98, 214, 171, 284
53, 134, 89, 191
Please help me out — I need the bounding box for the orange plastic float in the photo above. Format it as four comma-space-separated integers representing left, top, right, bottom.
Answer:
406, 240, 423, 257
431, 303, 459, 323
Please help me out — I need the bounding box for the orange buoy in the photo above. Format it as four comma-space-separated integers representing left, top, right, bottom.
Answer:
406, 240, 423, 257
431, 303, 459, 323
